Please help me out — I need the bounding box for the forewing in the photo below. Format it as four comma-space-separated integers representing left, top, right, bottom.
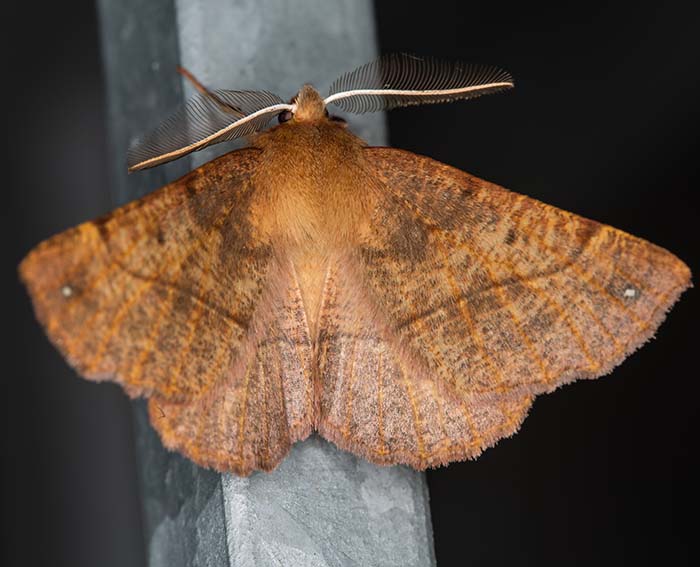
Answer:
318, 147, 690, 469
20, 149, 267, 402
20, 148, 315, 473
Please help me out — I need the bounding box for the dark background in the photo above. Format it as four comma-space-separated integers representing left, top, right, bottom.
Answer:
5, 1, 698, 566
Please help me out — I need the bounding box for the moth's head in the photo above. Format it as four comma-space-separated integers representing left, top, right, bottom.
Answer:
278, 84, 348, 126
283, 84, 326, 122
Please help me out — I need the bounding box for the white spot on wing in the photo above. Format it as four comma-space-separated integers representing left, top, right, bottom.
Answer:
61, 285, 73, 298
624, 287, 637, 298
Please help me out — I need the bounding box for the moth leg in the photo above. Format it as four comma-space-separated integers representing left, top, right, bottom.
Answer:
176, 65, 244, 117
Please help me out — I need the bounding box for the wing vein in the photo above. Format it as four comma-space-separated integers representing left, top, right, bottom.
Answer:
395, 359, 427, 463
236, 355, 254, 463
435, 238, 507, 389
83, 199, 238, 371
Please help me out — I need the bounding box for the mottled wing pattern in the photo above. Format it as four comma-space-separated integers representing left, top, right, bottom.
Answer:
316, 257, 534, 469
20, 148, 315, 473
151, 258, 314, 474
317, 148, 690, 469
20, 150, 271, 398
20, 149, 268, 401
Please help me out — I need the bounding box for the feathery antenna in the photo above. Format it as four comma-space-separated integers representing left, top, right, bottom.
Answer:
128, 87, 292, 172
325, 53, 514, 114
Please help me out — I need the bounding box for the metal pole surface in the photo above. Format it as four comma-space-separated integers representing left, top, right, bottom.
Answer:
97, 1, 435, 565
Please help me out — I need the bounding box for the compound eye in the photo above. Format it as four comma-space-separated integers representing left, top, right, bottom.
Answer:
278, 110, 293, 123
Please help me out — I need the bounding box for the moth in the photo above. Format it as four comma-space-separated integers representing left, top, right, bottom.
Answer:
20, 54, 691, 475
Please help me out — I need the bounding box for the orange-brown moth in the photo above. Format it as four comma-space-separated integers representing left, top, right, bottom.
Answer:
19, 54, 691, 475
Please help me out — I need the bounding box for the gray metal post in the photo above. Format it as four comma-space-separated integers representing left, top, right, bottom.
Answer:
97, 1, 435, 565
